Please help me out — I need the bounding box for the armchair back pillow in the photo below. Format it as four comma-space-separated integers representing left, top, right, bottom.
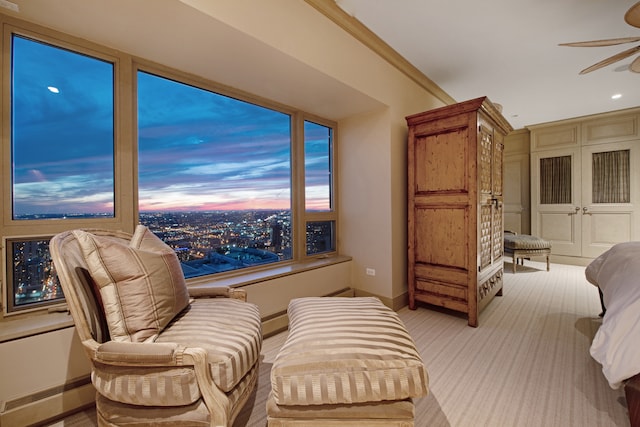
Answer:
74, 225, 190, 342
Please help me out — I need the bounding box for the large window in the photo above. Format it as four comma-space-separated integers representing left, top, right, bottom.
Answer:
5, 34, 115, 312
137, 71, 293, 278
2, 25, 337, 314
304, 120, 335, 254
11, 35, 115, 219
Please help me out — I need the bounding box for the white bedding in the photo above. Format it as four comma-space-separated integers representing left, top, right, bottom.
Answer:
586, 241, 640, 389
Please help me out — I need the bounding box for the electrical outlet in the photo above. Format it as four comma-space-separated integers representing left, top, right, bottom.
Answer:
365, 268, 375, 276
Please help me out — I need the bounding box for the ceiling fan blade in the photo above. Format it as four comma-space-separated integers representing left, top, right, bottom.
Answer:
559, 37, 640, 47
579, 45, 640, 74
630, 55, 640, 72
625, 1, 640, 28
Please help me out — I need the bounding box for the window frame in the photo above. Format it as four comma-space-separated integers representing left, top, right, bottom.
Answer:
1, 22, 133, 317
0, 17, 339, 318
300, 116, 338, 256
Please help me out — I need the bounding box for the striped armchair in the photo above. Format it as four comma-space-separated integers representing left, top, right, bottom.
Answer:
50, 227, 262, 427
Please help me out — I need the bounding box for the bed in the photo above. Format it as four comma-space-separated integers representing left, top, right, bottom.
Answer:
585, 241, 640, 426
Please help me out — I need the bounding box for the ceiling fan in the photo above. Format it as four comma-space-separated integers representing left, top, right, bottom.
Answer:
559, 1, 640, 74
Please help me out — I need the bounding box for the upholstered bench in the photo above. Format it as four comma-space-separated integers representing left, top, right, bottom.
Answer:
503, 231, 552, 273
267, 297, 429, 426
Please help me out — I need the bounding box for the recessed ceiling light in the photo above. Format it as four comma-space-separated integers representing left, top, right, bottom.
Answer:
611, 93, 622, 100
47, 86, 59, 93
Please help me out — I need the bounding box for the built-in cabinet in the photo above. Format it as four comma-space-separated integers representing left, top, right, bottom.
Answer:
529, 109, 640, 263
504, 129, 531, 234
406, 97, 513, 327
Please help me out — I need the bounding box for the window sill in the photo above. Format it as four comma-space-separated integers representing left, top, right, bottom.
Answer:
188, 254, 352, 288
0, 255, 352, 343
0, 310, 74, 343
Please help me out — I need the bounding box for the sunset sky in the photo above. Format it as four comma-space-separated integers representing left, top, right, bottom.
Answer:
11, 35, 330, 217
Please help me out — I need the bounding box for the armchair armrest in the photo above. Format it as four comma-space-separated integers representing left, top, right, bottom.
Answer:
95, 341, 185, 365
188, 285, 247, 301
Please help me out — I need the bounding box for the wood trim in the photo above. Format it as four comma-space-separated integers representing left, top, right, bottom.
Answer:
625, 373, 640, 427
304, 0, 456, 106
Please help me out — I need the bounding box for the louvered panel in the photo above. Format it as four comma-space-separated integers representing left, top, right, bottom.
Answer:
480, 204, 492, 270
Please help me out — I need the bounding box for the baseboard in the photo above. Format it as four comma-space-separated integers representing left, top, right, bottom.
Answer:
262, 312, 290, 338
549, 254, 592, 267
352, 288, 408, 312
0, 378, 94, 427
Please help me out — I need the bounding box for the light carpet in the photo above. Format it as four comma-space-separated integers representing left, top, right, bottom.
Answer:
48, 259, 629, 427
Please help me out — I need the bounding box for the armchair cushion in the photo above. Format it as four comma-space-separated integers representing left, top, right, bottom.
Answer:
74, 225, 190, 342
92, 297, 262, 405
156, 297, 262, 392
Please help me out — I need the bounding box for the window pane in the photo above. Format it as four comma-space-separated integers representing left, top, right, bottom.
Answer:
137, 71, 292, 278
11, 35, 115, 219
306, 220, 335, 255
539, 156, 571, 204
304, 121, 332, 211
8, 238, 63, 312
592, 149, 630, 204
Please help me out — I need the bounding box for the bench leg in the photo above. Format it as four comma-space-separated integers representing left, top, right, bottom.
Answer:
546, 255, 550, 271
512, 253, 517, 273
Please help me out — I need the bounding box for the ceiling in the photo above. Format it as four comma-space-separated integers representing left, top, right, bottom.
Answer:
2, 0, 638, 130
335, 0, 640, 129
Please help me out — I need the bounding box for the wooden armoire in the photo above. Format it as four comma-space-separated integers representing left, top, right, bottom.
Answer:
406, 97, 513, 327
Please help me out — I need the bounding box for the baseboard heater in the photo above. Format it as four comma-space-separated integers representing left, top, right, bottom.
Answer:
0, 376, 94, 426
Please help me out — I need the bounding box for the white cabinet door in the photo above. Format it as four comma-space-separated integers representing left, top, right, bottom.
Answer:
532, 142, 639, 259
580, 141, 639, 258
531, 148, 582, 256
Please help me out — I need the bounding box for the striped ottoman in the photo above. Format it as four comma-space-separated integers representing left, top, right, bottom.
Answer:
267, 297, 429, 426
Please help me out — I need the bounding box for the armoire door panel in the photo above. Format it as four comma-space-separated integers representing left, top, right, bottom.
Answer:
415, 130, 469, 194
493, 134, 504, 197
415, 279, 468, 301
492, 204, 503, 262
480, 204, 493, 269
479, 126, 493, 195
414, 264, 468, 286
414, 206, 468, 269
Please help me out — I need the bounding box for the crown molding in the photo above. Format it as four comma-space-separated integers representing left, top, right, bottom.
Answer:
304, 0, 456, 106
